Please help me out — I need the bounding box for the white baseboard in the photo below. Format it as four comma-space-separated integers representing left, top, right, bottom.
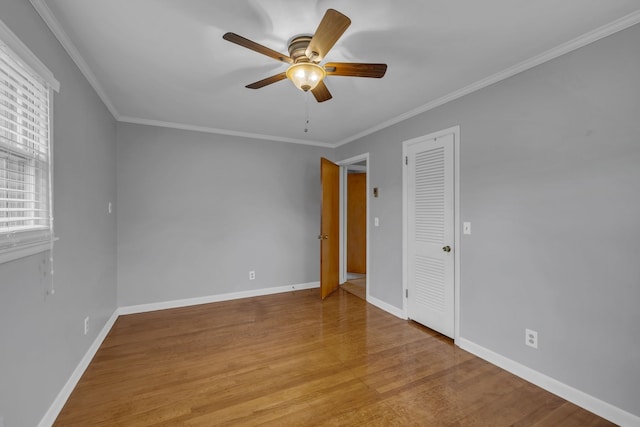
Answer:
118, 281, 320, 315
457, 337, 640, 427
38, 309, 119, 427
367, 295, 407, 319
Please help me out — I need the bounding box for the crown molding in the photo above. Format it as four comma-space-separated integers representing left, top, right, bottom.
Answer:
335, 9, 640, 147
30, 0, 120, 119
118, 116, 334, 148
30, 1, 640, 148
29, 0, 330, 146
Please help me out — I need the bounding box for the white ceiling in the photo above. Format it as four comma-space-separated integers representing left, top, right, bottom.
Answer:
32, 0, 640, 147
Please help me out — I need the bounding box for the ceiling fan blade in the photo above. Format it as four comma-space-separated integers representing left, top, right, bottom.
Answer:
223, 32, 292, 64
324, 63, 387, 78
305, 9, 351, 62
311, 80, 332, 102
246, 72, 288, 89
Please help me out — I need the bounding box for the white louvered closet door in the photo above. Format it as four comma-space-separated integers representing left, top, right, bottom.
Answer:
407, 132, 454, 338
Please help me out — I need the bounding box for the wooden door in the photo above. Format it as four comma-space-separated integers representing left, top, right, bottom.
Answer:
320, 158, 340, 299
406, 132, 455, 337
347, 173, 366, 273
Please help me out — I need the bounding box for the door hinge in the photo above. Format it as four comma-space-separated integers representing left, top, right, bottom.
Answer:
405, 156, 408, 165
405, 289, 408, 298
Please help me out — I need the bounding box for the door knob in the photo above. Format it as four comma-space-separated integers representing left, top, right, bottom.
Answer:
318, 234, 329, 240
442, 245, 451, 253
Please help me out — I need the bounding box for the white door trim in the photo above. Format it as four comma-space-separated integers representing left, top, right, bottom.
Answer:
402, 126, 460, 341
338, 153, 370, 301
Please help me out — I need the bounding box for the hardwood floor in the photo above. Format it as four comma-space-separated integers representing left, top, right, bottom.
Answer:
55, 289, 613, 426
341, 278, 366, 300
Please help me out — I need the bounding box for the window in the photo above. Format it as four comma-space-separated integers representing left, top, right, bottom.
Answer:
0, 20, 59, 262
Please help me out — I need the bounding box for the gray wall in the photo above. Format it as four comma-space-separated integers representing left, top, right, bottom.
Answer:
337, 24, 640, 416
0, 1, 117, 426
116, 123, 331, 306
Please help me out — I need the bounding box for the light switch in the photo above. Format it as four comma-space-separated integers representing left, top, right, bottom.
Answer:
463, 222, 471, 235
374, 217, 380, 227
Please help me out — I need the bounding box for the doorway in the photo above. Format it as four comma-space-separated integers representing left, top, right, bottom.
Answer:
338, 154, 369, 301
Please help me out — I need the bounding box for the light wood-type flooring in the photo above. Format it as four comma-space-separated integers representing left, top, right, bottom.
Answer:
55, 289, 614, 426
341, 278, 366, 300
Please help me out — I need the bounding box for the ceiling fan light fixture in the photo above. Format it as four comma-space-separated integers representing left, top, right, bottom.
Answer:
223, 9, 385, 102
286, 62, 326, 92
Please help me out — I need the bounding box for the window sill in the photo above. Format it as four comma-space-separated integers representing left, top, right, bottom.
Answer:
0, 238, 58, 265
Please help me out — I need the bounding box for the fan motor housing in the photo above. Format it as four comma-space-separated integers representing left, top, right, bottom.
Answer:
288, 35, 314, 63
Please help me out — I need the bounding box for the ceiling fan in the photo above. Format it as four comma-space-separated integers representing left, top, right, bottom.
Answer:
222, 9, 387, 102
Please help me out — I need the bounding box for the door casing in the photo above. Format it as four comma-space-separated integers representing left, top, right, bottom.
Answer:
402, 126, 461, 341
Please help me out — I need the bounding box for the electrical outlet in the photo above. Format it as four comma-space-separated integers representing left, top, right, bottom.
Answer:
84, 316, 90, 335
525, 328, 538, 349
249, 270, 255, 280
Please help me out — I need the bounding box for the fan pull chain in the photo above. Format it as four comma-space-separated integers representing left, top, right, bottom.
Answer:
304, 91, 310, 133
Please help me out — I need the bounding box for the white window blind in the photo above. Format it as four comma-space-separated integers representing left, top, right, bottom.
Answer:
0, 40, 52, 251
